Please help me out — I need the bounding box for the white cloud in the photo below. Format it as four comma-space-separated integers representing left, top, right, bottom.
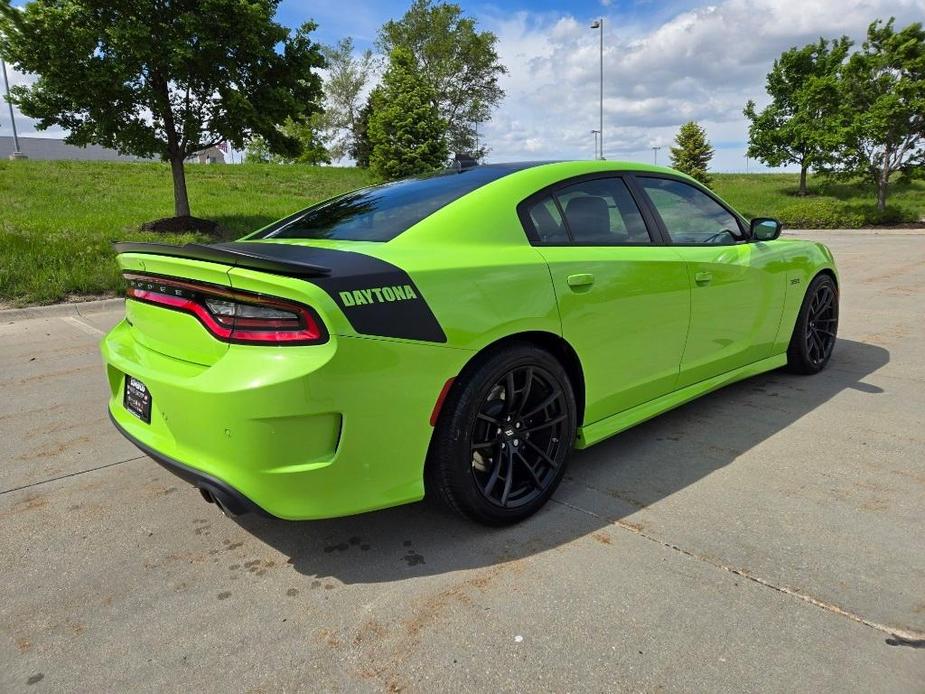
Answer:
480, 0, 925, 171
4, 0, 925, 171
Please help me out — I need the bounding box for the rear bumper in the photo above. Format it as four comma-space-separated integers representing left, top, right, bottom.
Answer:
108, 410, 270, 517
101, 316, 469, 520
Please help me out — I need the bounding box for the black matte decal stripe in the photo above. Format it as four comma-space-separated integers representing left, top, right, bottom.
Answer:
215, 243, 447, 343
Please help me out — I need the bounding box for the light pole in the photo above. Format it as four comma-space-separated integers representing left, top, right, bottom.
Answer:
1, 57, 26, 160
591, 129, 600, 159
652, 145, 661, 165
590, 18, 603, 159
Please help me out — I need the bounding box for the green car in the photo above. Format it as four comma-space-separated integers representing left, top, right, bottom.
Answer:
102, 160, 839, 525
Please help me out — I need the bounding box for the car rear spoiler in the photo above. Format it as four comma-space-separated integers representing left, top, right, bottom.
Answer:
113, 241, 332, 278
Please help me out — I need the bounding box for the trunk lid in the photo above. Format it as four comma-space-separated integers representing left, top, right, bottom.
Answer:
117, 252, 236, 366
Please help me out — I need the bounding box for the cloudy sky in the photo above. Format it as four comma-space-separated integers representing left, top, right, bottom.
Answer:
3, 0, 924, 170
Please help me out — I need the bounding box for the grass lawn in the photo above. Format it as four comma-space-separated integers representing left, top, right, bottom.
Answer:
0, 161, 374, 306
712, 173, 925, 229
1, 161, 922, 307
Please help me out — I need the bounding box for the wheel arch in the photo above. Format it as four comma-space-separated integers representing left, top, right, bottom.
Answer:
815, 267, 838, 288
430, 329, 587, 433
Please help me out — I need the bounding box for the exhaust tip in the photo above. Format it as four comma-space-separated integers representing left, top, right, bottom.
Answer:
197, 484, 246, 517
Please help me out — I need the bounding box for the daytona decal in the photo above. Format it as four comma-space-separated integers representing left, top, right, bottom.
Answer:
214, 243, 447, 343
338, 285, 418, 306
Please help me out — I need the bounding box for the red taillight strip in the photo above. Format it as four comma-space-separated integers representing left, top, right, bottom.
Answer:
124, 273, 327, 346
128, 288, 235, 339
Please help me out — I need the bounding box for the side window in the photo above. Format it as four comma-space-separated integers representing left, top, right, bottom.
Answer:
554, 177, 651, 245
638, 177, 742, 245
524, 196, 570, 244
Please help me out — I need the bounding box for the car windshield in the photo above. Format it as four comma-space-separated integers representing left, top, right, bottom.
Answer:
249, 164, 537, 242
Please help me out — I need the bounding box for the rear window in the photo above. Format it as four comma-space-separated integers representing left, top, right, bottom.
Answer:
249, 165, 530, 242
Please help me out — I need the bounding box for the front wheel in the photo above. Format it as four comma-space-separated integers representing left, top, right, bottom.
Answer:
428, 344, 577, 525
786, 274, 839, 374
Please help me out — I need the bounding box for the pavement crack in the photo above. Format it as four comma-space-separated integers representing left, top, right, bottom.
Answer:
0, 455, 146, 496
552, 496, 925, 643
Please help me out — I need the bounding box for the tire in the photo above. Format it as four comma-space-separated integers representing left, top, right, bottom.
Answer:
785, 273, 839, 374
428, 343, 577, 525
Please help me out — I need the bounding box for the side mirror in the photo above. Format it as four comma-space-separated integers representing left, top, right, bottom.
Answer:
750, 217, 783, 241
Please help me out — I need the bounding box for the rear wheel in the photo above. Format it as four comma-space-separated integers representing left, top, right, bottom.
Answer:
428, 344, 577, 525
786, 274, 839, 374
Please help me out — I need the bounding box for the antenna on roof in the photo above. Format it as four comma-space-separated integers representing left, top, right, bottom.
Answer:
453, 152, 478, 171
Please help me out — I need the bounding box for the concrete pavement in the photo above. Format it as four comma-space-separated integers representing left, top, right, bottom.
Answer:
1, 230, 923, 692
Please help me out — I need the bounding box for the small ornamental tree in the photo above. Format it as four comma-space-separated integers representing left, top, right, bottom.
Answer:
0, 0, 325, 221
744, 37, 852, 195
669, 121, 714, 186
368, 47, 448, 180
822, 19, 925, 212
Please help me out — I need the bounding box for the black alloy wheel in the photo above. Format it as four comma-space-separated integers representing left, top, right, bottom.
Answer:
428, 343, 577, 525
787, 274, 839, 374
469, 365, 569, 509
804, 281, 838, 367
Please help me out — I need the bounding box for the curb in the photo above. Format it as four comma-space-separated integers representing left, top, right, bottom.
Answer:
0, 297, 124, 322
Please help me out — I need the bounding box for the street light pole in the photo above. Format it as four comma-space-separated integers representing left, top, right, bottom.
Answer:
590, 18, 603, 159
591, 129, 600, 159
1, 57, 25, 159
652, 145, 661, 165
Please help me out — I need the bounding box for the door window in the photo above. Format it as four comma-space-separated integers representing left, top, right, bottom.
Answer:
639, 177, 742, 245
523, 196, 570, 243
555, 178, 651, 245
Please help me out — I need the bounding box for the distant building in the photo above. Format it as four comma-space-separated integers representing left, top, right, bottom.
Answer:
1, 135, 229, 164
0, 135, 150, 162
187, 145, 226, 164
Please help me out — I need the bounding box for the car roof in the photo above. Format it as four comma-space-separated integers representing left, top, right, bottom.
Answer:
487, 159, 685, 176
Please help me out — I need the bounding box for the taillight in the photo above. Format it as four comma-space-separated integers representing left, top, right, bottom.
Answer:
124, 273, 326, 345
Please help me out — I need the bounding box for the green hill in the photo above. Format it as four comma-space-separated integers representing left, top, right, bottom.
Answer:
0, 161, 374, 306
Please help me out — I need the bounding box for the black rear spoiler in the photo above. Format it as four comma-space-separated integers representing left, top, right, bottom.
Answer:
113, 241, 332, 278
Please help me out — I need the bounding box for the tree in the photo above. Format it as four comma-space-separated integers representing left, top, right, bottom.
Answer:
350, 95, 374, 168
822, 19, 925, 212
378, 0, 505, 157
0, 0, 325, 220
670, 122, 714, 186
368, 48, 448, 180
245, 115, 331, 165
744, 37, 852, 195
244, 136, 274, 164
320, 38, 374, 161
281, 115, 332, 165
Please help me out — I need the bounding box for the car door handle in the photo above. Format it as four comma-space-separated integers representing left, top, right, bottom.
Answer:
567, 273, 595, 289
694, 271, 712, 285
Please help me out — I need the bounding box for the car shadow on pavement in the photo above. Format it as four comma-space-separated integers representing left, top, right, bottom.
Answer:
234, 338, 889, 585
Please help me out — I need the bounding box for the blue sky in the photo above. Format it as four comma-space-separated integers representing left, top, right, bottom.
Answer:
4, 0, 924, 170
276, 0, 702, 51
